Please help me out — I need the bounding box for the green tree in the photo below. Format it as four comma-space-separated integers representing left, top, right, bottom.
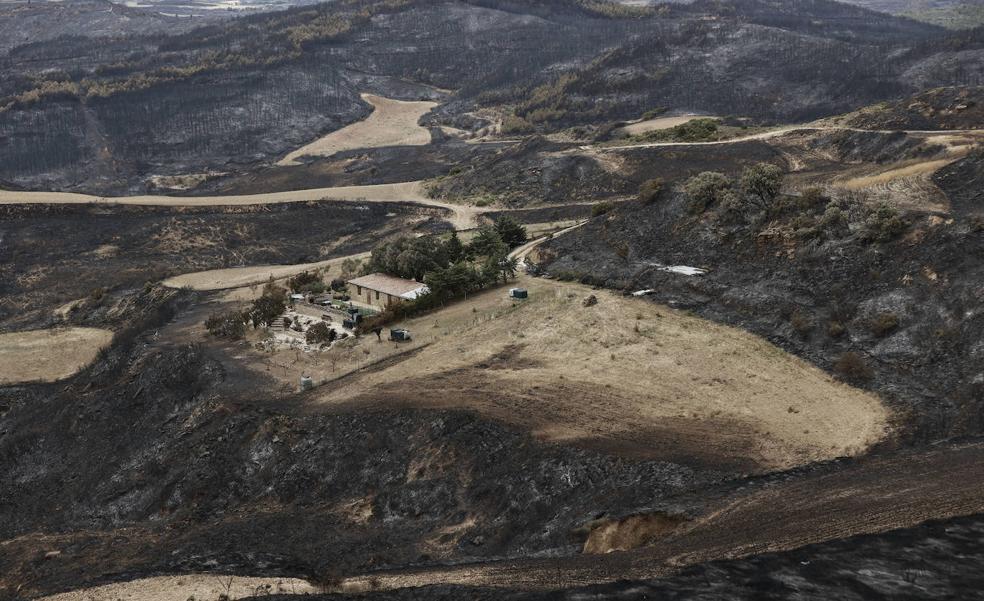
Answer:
468, 226, 508, 259
248, 283, 287, 327
205, 311, 247, 339
445, 231, 465, 263
493, 216, 528, 248
368, 236, 448, 281
739, 162, 784, 212
425, 261, 483, 301
306, 322, 336, 345
497, 256, 520, 283
288, 270, 322, 293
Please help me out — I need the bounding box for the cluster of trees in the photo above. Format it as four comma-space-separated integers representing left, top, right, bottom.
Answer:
205, 282, 288, 340
367, 216, 527, 282
357, 217, 528, 329
682, 167, 911, 244
637, 118, 722, 143
683, 163, 784, 217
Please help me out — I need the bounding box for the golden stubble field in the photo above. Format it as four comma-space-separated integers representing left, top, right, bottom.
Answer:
278, 94, 438, 166
0, 327, 113, 385
310, 275, 891, 472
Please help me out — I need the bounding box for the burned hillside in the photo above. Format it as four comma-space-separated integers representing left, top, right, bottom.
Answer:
1, 0, 983, 192
0, 201, 447, 331
535, 170, 984, 442
2, 0, 984, 599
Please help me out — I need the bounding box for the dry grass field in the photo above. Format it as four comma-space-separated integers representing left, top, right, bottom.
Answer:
0, 327, 113, 385
37, 575, 317, 601
312, 275, 890, 471
838, 158, 956, 191
619, 115, 717, 136
278, 94, 438, 166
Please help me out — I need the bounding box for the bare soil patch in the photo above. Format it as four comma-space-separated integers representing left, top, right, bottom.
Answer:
0, 327, 112, 384
278, 94, 438, 166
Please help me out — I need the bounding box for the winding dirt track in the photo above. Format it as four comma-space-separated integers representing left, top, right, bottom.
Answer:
589, 126, 984, 152
0, 181, 483, 231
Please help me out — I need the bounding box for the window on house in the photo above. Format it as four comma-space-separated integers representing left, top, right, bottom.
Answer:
376, 291, 380, 300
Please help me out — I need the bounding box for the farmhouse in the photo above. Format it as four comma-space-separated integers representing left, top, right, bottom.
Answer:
347, 273, 429, 309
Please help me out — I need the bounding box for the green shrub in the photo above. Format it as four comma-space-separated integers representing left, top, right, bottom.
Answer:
644, 118, 720, 143
641, 107, 668, 120
738, 162, 784, 214
306, 321, 336, 345
501, 114, 533, 134
683, 171, 732, 213
820, 205, 847, 228
248, 283, 287, 327
797, 187, 829, 210
863, 203, 908, 242
205, 311, 247, 340
288, 270, 321, 293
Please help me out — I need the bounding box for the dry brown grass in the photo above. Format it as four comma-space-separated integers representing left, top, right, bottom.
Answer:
619, 115, 717, 136
37, 575, 317, 601
0, 327, 113, 385
312, 275, 890, 471
278, 94, 438, 166
838, 158, 955, 190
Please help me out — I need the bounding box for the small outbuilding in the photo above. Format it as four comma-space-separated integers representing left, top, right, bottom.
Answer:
347, 273, 429, 309
509, 288, 528, 299
390, 328, 412, 342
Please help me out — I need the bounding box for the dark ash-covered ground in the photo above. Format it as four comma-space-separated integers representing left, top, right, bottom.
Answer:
256, 513, 984, 601
0, 323, 720, 598
0, 201, 448, 332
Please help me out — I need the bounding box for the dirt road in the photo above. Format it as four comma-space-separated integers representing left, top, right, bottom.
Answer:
588, 126, 984, 152
0, 181, 485, 231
